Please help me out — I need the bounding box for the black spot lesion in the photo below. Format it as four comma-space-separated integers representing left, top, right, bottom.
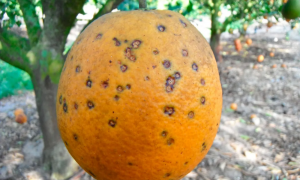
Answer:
74, 103, 78, 110
180, 19, 187, 27
114, 95, 120, 101
158, 25, 166, 32
64, 141, 68, 146
200, 96, 206, 105
117, 85, 123, 92
188, 111, 194, 118
88, 170, 96, 178
201, 142, 207, 152
63, 102, 68, 113
120, 64, 128, 72
59, 95, 62, 104
167, 138, 174, 145
164, 173, 171, 178
87, 101, 95, 109
73, 133, 78, 141
86, 78, 92, 88
162, 60, 171, 69
201, 78, 205, 85
128, 162, 133, 166
95, 33, 102, 40
75, 65, 80, 73
126, 84, 131, 90
174, 72, 181, 79
131, 40, 142, 49
164, 106, 175, 116
108, 119, 117, 127
153, 49, 159, 55
182, 49, 188, 57
161, 131, 168, 137
192, 63, 198, 71
184, 161, 188, 165
113, 37, 121, 46
102, 80, 109, 88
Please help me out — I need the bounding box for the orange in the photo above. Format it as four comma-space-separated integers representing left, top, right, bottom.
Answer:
230, 103, 238, 111
56, 10, 222, 180
246, 38, 252, 45
14, 108, 27, 124
270, 52, 275, 57
263, 15, 268, 19
281, 64, 287, 68
271, 64, 277, 68
267, 21, 273, 28
253, 64, 259, 69
250, 114, 257, 119
257, 55, 264, 62
234, 39, 242, 52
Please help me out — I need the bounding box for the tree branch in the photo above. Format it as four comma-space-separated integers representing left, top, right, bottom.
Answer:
17, 0, 42, 46
82, 0, 124, 32
0, 30, 32, 74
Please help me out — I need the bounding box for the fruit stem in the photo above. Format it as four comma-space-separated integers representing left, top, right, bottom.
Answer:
139, 0, 147, 8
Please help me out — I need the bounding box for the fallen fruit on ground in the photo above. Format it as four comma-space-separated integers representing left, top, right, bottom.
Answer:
267, 21, 273, 28
230, 103, 238, 111
250, 114, 257, 119
281, 64, 287, 68
270, 52, 275, 57
257, 55, 264, 62
246, 38, 252, 46
14, 108, 27, 124
234, 39, 242, 52
271, 64, 277, 68
253, 64, 259, 69
56, 10, 222, 180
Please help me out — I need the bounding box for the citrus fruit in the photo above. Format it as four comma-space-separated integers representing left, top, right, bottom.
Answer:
271, 64, 277, 68
56, 10, 222, 180
270, 52, 275, 57
282, 0, 300, 19
246, 38, 252, 46
250, 114, 257, 119
234, 39, 242, 52
230, 103, 238, 111
281, 64, 287, 68
257, 55, 264, 62
14, 108, 27, 124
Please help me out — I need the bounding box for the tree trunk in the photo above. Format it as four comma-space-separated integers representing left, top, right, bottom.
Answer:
31, 69, 78, 180
210, 0, 222, 62
210, 33, 222, 62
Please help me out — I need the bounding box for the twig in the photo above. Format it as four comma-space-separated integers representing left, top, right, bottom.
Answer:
67, 170, 86, 180
139, 0, 147, 8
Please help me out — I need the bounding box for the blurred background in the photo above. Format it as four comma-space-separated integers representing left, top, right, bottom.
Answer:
0, 0, 300, 179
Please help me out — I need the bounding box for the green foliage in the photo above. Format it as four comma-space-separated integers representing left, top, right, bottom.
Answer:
0, 60, 33, 99
0, 0, 22, 28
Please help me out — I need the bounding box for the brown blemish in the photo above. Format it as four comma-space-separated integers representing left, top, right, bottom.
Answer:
184, 161, 188, 165
87, 101, 94, 109
128, 162, 133, 166
114, 95, 120, 101
129, 55, 136, 62
164, 173, 171, 177
74, 103, 78, 110
164, 106, 175, 116
126, 84, 131, 90
163, 60, 171, 69
125, 47, 131, 58
145, 76, 150, 81
95, 33, 102, 40
64, 141, 68, 146
161, 131, 168, 137
200, 97, 205, 105
132, 40, 142, 49
73, 134, 78, 141
152, 65, 157, 69
120, 65, 128, 72
166, 85, 173, 93
167, 138, 174, 145
180, 19, 187, 27
59, 95, 62, 104
102, 80, 109, 88
174, 72, 181, 79
192, 63, 198, 71
88, 171, 96, 178
117, 85, 123, 92
63, 103, 68, 113
182, 49, 188, 57
153, 49, 159, 55
201, 78, 205, 85
86, 79, 92, 88
108, 119, 117, 127
113, 37, 121, 46
188, 111, 194, 118
201, 142, 207, 152
75, 66, 80, 73
166, 76, 175, 85
158, 25, 166, 32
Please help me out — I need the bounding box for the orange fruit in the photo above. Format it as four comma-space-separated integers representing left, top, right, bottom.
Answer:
243, 24, 248, 31
263, 15, 268, 19
267, 21, 273, 28
283, 0, 288, 3
270, 52, 275, 57
234, 39, 242, 52
286, 19, 291, 22
246, 38, 252, 45
250, 114, 257, 119
230, 103, 238, 111
14, 108, 27, 124
271, 64, 277, 68
56, 10, 222, 180
253, 64, 259, 69
257, 55, 264, 62
281, 64, 287, 68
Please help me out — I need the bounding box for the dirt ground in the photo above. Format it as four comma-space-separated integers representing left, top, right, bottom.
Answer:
0, 25, 300, 180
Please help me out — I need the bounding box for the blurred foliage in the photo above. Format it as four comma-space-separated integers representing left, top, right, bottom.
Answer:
0, 61, 33, 99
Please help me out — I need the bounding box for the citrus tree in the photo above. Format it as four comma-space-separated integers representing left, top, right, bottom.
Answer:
0, 0, 124, 179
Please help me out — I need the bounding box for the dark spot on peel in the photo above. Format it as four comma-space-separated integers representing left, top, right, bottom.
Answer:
88, 171, 96, 178
108, 119, 117, 127
74, 103, 78, 110
63, 103, 68, 113
201, 142, 207, 152
87, 101, 94, 109
184, 161, 188, 165
120, 65, 128, 72
117, 85, 123, 92
188, 111, 194, 118
152, 65, 157, 69
124, 40, 128, 43
180, 19, 187, 27
201, 78, 205, 85
113, 37, 121, 46
182, 49, 188, 57
145, 76, 150, 81
114, 95, 120, 101
161, 131, 168, 137
167, 138, 174, 145
201, 97, 205, 105
76, 66, 80, 73
59, 95, 62, 104
102, 80, 109, 88
166, 76, 175, 85
164, 173, 171, 177
73, 134, 78, 141
95, 33, 102, 40
167, 14, 172, 17
125, 47, 132, 58
163, 60, 171, 69
153, 49, 159, 55
132, 40, 142, 49
174, 72, 181, 79
126, 84, 131, 90
158, 25, 166, 32
86, 79, 92, 88
192, 63, 198, 71
164, 106, 175, 116
129, 55, 136, 62
64, 141, 68, 146
166, 85, 173, 93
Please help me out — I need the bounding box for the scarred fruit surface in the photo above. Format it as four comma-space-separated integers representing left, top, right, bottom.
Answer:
56, 10, 222, 180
